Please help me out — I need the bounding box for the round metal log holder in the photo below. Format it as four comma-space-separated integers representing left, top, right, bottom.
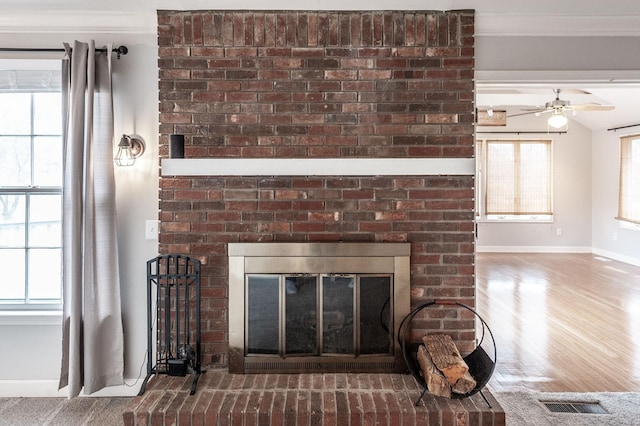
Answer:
397, 300, 497, 406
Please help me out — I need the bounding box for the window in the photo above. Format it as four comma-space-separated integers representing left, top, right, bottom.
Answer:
617, 134, 640, 228
477, 139, 553, 221
0, 64, 62, 309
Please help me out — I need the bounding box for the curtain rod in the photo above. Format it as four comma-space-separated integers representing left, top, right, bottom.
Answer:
607, 123, 640, 132
0, 45, 128, 59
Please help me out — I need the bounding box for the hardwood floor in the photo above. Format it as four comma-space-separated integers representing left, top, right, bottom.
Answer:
475, 252, 640, 393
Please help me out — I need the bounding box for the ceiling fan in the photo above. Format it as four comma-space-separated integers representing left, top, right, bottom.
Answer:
508, 89, 615, 128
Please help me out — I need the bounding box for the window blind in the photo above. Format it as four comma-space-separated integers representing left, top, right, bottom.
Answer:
484, 139, 552, 216
617, 135, 640, 225
0, 69, 61, 92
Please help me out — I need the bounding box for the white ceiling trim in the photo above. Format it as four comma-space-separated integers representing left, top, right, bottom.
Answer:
476, 70, 640, 85
476, 13, 640, 37
0, 11, 156, 35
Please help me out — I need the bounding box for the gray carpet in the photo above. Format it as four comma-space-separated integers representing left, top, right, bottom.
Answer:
0, 397, 131, 426
494, 391, 640, 426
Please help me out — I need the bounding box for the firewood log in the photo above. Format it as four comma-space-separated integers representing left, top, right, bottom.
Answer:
417, 345, 451, 398
452, 370, 476, 394
422, 334, 469, 385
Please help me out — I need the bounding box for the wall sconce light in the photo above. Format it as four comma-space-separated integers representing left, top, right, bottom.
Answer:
114, 134, 146, 166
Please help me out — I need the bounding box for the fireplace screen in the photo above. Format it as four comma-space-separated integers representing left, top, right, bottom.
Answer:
246, 274, 392, 357
229, 243, 410, 373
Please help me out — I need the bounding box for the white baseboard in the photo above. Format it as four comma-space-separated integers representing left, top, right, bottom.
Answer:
591, 248, 640, 267
476, 246, 592, 253
0, 380, 142, 398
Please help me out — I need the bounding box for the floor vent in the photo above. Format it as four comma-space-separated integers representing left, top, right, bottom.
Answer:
541, 401, 608, 414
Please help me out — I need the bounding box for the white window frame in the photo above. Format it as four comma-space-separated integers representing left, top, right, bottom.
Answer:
476, 138, 554, 223
0, 59, 62, 311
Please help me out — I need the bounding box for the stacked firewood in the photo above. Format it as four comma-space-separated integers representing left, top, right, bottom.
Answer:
416, 334, 476, 398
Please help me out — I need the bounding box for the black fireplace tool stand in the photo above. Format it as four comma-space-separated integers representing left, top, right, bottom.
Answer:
139, 254, 202, 396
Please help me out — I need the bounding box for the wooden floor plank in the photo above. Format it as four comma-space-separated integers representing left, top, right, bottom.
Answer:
476, 253, 640, 393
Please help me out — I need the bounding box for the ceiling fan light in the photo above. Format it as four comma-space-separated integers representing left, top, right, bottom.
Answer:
548, 112, 568, 128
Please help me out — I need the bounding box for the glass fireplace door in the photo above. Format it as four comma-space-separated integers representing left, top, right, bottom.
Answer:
359, 275, 393, 355
246, 275, 279, 355
246, 273, 392, 357
284, 275, 318, 355
321, 275, 354, 354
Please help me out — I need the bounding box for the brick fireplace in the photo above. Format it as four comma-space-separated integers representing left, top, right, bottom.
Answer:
126, 9, 507, 425
157, 9, 476, 369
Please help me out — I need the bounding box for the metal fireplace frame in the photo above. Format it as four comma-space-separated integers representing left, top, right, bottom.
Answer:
228, 242, 411, 374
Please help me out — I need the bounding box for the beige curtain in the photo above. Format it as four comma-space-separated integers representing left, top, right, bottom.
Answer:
59, 40, 124, 397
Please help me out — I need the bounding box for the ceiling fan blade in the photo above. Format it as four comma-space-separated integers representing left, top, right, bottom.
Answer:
518, 107, 548, 112
569, 103, 615, 111
507, 110, 545, 118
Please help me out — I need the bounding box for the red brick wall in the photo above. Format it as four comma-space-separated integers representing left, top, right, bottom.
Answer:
157, 10, 476, 365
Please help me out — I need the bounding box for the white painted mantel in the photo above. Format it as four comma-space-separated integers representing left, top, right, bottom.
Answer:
160, 158, 475, 176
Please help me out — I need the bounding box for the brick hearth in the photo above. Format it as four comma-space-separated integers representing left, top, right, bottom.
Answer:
124, 370, 505, 425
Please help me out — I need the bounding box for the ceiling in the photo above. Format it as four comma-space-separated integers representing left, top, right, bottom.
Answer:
476, 82, 640, 132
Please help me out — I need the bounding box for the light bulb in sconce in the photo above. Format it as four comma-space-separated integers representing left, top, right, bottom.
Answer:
114, 134, 146, 166
547, 111, 568, 129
